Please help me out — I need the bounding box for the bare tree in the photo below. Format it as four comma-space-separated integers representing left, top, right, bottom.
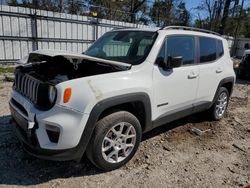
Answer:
232, 0, 239, 17
219, 0, 231, 34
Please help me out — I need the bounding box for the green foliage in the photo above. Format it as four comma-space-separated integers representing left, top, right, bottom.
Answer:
89, 0, 147, 22
175, 2, 190, 26
149, 0, 190, 27
0, 67, 15, 74
67, 0, 83, 14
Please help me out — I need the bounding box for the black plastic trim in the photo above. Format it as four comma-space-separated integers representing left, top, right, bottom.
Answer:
212, 76, 235, 103
153, 101, 212, 128
153, 104, 193, 128
157, 102, 169, 107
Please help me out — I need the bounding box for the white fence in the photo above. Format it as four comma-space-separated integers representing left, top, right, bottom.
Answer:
0, 5, 147, 63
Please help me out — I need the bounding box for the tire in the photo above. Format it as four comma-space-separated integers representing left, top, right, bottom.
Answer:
86, 111, 142, 171
209, 87, 229, 121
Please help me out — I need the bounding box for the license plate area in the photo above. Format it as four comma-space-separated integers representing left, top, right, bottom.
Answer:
10, 104, 28, 131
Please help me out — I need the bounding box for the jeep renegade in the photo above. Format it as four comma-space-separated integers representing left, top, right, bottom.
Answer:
9, 26, 236, 171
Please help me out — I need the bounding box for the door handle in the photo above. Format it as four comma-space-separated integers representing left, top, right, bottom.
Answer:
216, 68, 223, 73
188, 72, 199, 79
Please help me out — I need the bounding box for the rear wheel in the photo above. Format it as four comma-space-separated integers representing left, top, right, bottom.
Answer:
209, 87, 229, 120
86, 111, 142, 171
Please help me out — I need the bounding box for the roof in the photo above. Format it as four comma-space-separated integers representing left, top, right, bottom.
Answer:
112, 26, 223, 39
112, 27, 159, 32
162, 26, 221, 36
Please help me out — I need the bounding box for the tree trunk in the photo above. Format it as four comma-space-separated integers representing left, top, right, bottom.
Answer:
130, 0, 135, 23
219, 0, 231, 34
59, 0, 64, 13
232, 0, 239, 17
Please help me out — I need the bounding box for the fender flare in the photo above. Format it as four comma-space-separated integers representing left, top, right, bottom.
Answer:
72, 92, 152, 161
211, 76, 235, 106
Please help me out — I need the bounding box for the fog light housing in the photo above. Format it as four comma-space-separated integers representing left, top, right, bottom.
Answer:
45, 124, 60, 143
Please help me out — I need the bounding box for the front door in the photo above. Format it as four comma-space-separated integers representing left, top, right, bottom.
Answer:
153, 35, 199, 121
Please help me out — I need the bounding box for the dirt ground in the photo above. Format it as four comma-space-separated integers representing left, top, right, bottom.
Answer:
0, 72, 249, 188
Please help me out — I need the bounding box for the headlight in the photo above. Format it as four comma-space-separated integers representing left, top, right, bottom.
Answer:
48, 85, 57, 104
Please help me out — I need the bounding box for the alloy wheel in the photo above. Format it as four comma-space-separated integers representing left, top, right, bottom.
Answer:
101, 122, 136, 163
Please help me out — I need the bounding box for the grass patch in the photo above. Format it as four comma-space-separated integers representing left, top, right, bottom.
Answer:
0, 67, 15, 74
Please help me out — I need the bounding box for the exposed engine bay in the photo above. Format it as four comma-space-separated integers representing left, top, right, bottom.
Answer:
13, 52, 130, 110
17, 53, 128, 85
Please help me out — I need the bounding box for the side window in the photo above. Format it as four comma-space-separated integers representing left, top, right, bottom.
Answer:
217, 40, 224, 57
167, 36, 195, 65
199, 37, 217, 63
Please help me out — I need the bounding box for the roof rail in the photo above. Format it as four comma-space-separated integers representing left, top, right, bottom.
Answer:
161, 26, 221, 36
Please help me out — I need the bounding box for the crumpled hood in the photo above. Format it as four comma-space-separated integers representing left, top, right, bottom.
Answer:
28, 49, 131, 69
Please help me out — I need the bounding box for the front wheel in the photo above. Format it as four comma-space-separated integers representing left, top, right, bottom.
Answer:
209, 87, 229, 120
86, 111, 142, 171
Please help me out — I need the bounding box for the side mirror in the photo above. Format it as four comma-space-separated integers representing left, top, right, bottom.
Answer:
156, 57, 165, 66
156, 56, 183, 69
166, 56, 183, 69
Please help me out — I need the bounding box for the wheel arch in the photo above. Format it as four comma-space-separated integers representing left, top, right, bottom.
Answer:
212, 76, 235, 105
95, 93, 152, 132
73, 92, 152, 161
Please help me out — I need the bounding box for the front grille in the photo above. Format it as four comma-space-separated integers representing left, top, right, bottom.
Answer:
13, 71, 40, 104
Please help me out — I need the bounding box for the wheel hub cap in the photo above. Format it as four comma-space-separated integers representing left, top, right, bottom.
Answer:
102, 122, 136, 163
215, 92, 228, 117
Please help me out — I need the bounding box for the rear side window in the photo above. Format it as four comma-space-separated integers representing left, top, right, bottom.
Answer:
167, 36, 195, 65
217, 40, 224, 57
199, 37, 217, 63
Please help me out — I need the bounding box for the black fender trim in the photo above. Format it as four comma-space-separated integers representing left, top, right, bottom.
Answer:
211, 76, 235, 107
73, 92, 152, 161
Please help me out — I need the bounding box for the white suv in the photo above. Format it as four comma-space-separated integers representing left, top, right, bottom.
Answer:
9, 26, 235, 171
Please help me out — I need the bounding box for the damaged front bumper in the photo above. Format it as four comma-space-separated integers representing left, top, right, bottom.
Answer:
9, 91, 90, 161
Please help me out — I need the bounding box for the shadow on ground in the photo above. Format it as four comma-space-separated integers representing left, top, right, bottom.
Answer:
0, 113, 209, 186
236, 78, 250, 85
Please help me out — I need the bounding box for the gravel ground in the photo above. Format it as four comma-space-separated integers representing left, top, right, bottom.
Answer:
0, 73, 249, 188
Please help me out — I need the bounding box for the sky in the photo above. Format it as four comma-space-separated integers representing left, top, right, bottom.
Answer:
185, 0, 202, 11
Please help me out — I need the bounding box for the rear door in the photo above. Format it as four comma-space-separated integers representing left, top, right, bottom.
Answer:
195, 37, 225, 105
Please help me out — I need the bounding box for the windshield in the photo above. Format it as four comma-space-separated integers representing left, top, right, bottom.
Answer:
84, 31, 158, 65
